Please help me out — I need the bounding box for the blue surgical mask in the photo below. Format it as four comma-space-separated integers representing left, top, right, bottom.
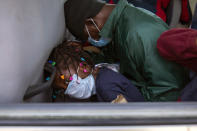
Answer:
65, 74, 96, 99
87, 37, 111, 47
85, 18, 111, 47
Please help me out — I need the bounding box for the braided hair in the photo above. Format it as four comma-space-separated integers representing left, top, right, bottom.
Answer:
50, 40, 94, 84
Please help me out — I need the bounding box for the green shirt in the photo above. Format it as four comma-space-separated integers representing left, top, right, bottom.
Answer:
100, 0, 189, 101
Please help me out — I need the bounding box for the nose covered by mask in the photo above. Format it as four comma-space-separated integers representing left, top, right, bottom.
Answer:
85, 18, 111, 47
64, 73, 96, 99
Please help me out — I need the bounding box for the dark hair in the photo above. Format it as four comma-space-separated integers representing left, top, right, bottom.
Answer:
50, 41, 94, 78
46, 41, 94, 102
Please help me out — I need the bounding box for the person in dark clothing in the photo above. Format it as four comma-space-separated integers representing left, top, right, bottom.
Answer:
103, 0, 156, 13
180, 72, 197, 101
103, 0, 191, 25
51, 41, 144, 102
191, 4, 197, 29
96, 67, 145, 102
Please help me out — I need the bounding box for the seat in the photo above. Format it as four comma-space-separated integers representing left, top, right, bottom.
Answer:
0, 0, 66, 103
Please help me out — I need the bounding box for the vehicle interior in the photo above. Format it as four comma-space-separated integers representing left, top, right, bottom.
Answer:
0, 0, 197, 130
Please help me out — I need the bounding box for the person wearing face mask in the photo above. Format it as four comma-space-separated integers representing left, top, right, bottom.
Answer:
51, 41, 144, 102
64, 0, 189, 101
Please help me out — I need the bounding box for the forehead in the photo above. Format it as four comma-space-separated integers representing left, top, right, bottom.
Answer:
57, 60, 77, 78
55, 43, 80, 78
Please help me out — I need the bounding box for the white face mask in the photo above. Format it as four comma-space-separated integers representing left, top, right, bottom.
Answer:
64, 74, 96, 99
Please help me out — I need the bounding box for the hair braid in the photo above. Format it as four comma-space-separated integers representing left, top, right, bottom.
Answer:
50, 41, 94, 76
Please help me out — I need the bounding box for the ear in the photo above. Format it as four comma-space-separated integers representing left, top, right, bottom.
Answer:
78, 62, 93, 79
77, 63, 87, 79
85, 18, 93, 26
78, 62, 88, 73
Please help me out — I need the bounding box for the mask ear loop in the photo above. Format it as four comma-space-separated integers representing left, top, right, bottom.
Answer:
67, 46, 78, 80
90, 18, 101, 32
90, 68, 94, 74
85, 25, 91, 38
76, 66, 80, 84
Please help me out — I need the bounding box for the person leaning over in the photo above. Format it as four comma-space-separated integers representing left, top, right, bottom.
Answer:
64, 0, 189, 101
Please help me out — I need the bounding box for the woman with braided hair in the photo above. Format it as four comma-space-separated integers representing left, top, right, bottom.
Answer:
51, 41, 144, 102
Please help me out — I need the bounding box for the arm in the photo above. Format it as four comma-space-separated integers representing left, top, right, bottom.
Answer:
96, 68, 145, 102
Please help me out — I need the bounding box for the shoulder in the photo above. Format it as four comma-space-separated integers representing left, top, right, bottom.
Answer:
97, 67, 117, 79
96, 67, 130, 84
